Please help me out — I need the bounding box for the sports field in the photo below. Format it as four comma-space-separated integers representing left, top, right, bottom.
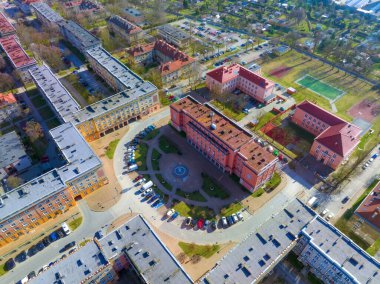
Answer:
296, 75, 344, 101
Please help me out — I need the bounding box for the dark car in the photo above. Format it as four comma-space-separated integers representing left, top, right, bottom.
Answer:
42, 237, 51, 247
49, 231, 60, 242
36, 241, 45, 251
28, 271, 36, 280
4, 258, 15, 271
342, 196, 350, 204
56, 229, 65, 238
28, 245, 39, 256
210, 220, 217, 230
15, 251, 27, 262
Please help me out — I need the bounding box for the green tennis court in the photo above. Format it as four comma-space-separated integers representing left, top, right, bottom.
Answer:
296, 75, 344, 100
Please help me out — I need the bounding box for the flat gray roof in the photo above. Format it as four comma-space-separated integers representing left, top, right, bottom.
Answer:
301, 217, 380, 284
0, 131, 28, 168
31, 2, 63, 23
99, 215, 193, 284
86, 47, 144, 92
202, 199, 316, 284
69, 80, 157, 124
124, 7, 142, 17
29, 63, 81, 122
59, 20, 101, 49
0, 123, 101, 221
29, 241, 109, 284
157, 24, 190, 40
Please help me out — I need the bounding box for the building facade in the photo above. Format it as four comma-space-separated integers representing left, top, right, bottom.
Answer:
157, 24, 191, 47
291, 101, 361, 169
170, 96, 277, 192
128, 40, 196, 84
107, 15, 144, 44
0, 92, 22, 124
123, 7, 145, 25
0, 11, 16, 37
355, 180, 380, 231
206, 63, 276, 104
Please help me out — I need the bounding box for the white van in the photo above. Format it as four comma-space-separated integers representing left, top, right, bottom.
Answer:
61, 222, 71, 235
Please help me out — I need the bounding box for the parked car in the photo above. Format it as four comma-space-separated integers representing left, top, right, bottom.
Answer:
27, 271, 36, 280
36, 241, 45, 251
210, 220, 217, 230
197, 218, 205, 229
171, 212, 179, 220
237, 212, 244, 221
321, 209, 329, 217
28, 246, 38, 256
232, 214, 239, 223
341, 196, 350, 204
221, 217, 227, 227
325, 213, 334, 221
204, 220, 210, 228
227, 216, 234, 226
4, 258, 15, 271
42, 237, 51, 247
15, 251, 27, 262
166, 209, 175, 217
185, 217, 192, 226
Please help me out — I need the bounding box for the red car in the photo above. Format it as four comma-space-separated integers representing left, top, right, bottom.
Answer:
197, 219, 205, 229
133, 175, 143, 182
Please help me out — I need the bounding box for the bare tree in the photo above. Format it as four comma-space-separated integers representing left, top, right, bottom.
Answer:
23, 120, 44, 143
0, 56, 6, 71
177, 252, 187, 264
0, 73, 15, 92
191, 254, 201, 264
6, 176, 24, 189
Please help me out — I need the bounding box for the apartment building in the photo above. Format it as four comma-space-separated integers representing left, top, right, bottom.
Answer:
30, 215, 192, 283
107, 15, 144, 44
59, 20, 101, 53
206, 63, 276, 104
0, 92, 22, 124
31, 2, 64, 28
0, 123, 107, 246
29, 63, 81, 123
294, 216, 380, 284
14, 0, 41, 15
128, 40, 196, 84
0, 131, 32, 180
63, 0, 104, 14
291, 101, 361, 169
355, 180, 380, 231
157, 24, 191, 47
0, 35, 36, 83
0, 11, 16, 37
123, 7, 145, 25
171, 96, 277, 192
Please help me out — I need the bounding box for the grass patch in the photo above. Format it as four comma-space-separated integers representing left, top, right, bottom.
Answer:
159, 135, 181, 154
210, 100, 246, 121
46, 117, 62, 130
151, 149, 161, 170
0, 263, 7, 276
30, 94, 47, 108
178, 242, 220, 259
366, 238, 380, 256
286, 251, 304, 271
144, 128, 160, 141
201, 172, 230, 199
220, 202, 243, 216
38, 105, 56, 120
176, 188, 206, 202
155, 174, 173, 191
159, 91, 172, 106
251, 187, 265, 198
135, 143, 148, 171
105, 139, 120, 159
173, 201, 214, 219
254, 111, 276, 130
263, 172, 282, 191
68, 217, 83, 231
79, 239, 91, 247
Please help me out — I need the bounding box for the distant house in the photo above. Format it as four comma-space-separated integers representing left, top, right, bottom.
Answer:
123, 7, 145, 26
0, 93, 22, 124
355, 180, 380, 231
107, 15, 144, 44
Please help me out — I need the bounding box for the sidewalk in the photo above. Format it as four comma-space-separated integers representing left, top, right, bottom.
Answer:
0, 207, 80, 262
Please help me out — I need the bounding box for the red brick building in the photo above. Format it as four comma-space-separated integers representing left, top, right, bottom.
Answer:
355, 180, 380, 231
0, 11, 16, 37
292, 101, 361, 169
170, 96, 278, 192
205, 63, 276, 104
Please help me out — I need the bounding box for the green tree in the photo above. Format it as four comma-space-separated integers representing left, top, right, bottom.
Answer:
183, 0, 189, 9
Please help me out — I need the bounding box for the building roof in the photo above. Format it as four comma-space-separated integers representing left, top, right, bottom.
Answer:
0, 11, 16, 36
171, 96, 252, 150
355, 180, 380, 230
127, 42, 155, 57
0, 131, 28, 169
301, 216, 380, 284
29, 63, 81, 122
85, 47, 145, 92
0, 123, 101, 221
296, 101, 361, 156
124, 7, 143, 17
238, 141, 278, 174
157, 24, 190, 41
29, 241, 110, 284
31, 2, 63, 23
98, 215, 193, 284
64, 0, 103, 12
0, 35, 36, 69
206, 63, 274, 89
202, 199, 316, 284
0, 92, 17, 107
59, 20, 101, 50
108, 15, 142, 34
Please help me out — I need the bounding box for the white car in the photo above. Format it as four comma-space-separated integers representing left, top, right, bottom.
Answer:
237, 212, 244, 221
141, 188, 152, 196
221, 216, 228, 227
232, 213, 239, 223
321, 209, 329, 217
325, 213, 334, 221
166, 209, 175, 217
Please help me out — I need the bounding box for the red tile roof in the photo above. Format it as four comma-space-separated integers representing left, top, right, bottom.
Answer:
0, 35, 36, 69
239, 141, 277, 173
127, 42, 154, 57
0, 93, 17, 107
0, 12, 16, 36
108, 15, 142, 35
297, 100, 344, 126
355, 181, 380, 230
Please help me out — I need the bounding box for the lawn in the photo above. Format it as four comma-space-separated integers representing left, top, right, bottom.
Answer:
220, 202, 243, 216
30, 94, 47, 108
366, 238, 380, 256
176, 188, 206, 202
105, 139, 120, 159
251, 187, 265, 198
68, 217, 83, 231
263, 172, 282, 191
144, 129, 160, 141
155, 174, 173, 191
159, 135, 181, 154
135, 143, 148, 171
254, 111, 276, 131
201, 172, 230, 199
0, 263, 6, 276
210, 100, 246, 121
46, 117, 62, 130
38, 105, 56, 120
173, 201, 214, 219
151, 149, 161, 170
178, 242, 220, 259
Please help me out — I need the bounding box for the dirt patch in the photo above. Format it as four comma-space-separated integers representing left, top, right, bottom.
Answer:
348, 98, 380, 122
269, 65, 293, 78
